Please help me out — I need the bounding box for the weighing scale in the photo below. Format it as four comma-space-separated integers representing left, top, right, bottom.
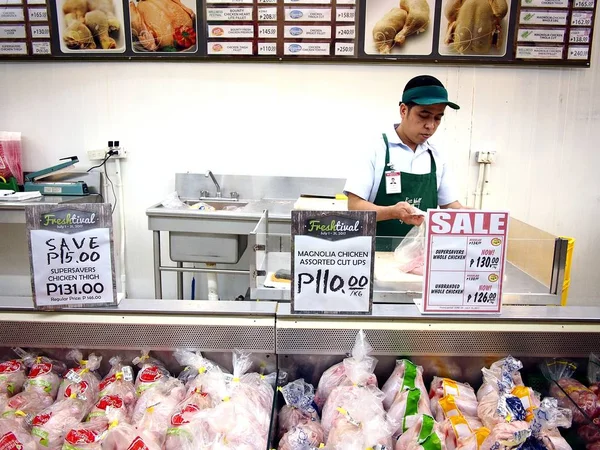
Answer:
24, 156, 89, 196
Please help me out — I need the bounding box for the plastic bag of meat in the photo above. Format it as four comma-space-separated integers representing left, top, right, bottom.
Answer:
101, 420, 162, 450
62, 420, 108, 450
278, 421, 325, 450
394, 222, 426, 275
57, 351, 102, 414
88, 357, 136, 424
476, 356, 525, 402
327, 404, 393, 450
518, 397, 572, 450
441, 413, 484, 449
164, 387, 213, 450
174, 349, 221, 388
0, 417, 38, 450
588, 353, 600, 397
0, 359, 26, 396
314, 330, 378, 410
388, 387, 433, 438
22, 353, 67, 398
578, 422, 600, 446
31, 398, 88, 449
541, 359, 600, 424
0, 132, 23, 185
395, 414, 446, 450
382, 359, 430, 412
430, 377, 478, 420
98, 356, 135, 398
2, 390, 54, 426
455, 427, 491, 450
132, 350, 171, 396
479, 420, 531, 450
278, 379, 320, 439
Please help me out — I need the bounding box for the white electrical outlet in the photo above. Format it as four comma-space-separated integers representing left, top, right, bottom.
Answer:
88, 149, 106, 161
111, 147, 127, 159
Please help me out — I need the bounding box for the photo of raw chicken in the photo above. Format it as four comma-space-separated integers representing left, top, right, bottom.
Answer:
129, 0, 197, 53
57, 0, 125, 52
438, 0, 510, 56
364, 0, 435, 56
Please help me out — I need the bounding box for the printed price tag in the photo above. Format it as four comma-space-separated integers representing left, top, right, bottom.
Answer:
422, 211, 509, 314
66, 369, 82, 383
258, 7, 277, 20
27, 0, 46, 5
291, 211, 376, 314
570, 28, 591, 43
336, 25, 355, 39
284, 42, 330, 55
521, 0, 568, 7
259, 0, 277, 3
30, 25, 50, 38
285, 7, 332, 21
207, 41, 253, 55
516, 45, 564, 59
574, 0, 595, 7
335, 42, 355, 55
517, 28, 565, 42
568, 45, 589, 59
519, 10, 568, 25
284, 0, 331, 3
31, 41, 51, 54
0, 42, 27, 54
336, 8, 355, 21
259, 25, 277, 38
208, 25, 254, 38
571, 11, 593, 26
337, 0, 356, 3
2, 0, 23, 5
122, 366, 134, 381
0, 7, 25, 22
284, 25, 331, 39
0, 25, 26, 39
206, 0, 252, 3
258, 42, 277, 55
28, 7, 47, 21
206, 7, 253, 21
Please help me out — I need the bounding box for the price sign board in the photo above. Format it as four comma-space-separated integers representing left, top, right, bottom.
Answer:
422, 210, 509, 314
291, 210, 376, 314
26, 203, 117, 309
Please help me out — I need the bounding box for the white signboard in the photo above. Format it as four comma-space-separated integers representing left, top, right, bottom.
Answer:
26, 204, 117, 309
291, 211, 375, 314
421, 210, 509, 314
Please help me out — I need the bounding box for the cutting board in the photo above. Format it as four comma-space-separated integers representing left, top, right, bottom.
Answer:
374, 252, 423, 283
293, 197, 347, 211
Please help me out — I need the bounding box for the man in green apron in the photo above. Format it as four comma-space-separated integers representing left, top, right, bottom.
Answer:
344, 75, 466, 251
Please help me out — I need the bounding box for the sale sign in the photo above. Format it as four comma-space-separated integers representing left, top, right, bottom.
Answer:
26, 204, 117, 309
422, 210, 509, 313
291, 211, 376, 314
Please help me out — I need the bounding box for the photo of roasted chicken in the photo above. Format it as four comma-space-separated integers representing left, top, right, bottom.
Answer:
373, 0, 431, 54
60, 0, 122, 50
443, 0, 509, 54
129, 0, 197, 52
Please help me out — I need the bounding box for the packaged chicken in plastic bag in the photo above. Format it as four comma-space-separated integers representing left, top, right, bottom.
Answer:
478, 421, 531, 450
394, 222, 426, 275
541, 359, 600, 424
395, 414, 446, 450
31, 397, 89, 449
88, 357, 136, 424
1, 389, 54, 426
22, 352, 67, 399
382, 359, 430, 411
174, 349, 221, 390
164, 387, 214, 450
227, 350, 276, 414
102, 416, 161, 450
388, 386, 434, 438
439, 402, 484, 449
0, 359, 26, 396
62, 419, 108, 450
278, 379, 320, 439
133, 350, 172, 396
57, 351, 102, 414
314, 330, 378, 410
588, 353, 600, 397
0, 132, 23, 185
455, 427, 491, 450
430, 377, 478, 421
278, 421, 325, 450
0, 417, 38, 450
518, 397, 572, 450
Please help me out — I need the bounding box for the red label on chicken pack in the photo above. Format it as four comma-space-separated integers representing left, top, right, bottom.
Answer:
171, 404, 201, 426
127, 437, 150, 450
28, 362, 52, 378
99, 374, 116, 392
139, 367, 162, 383
96, 394, 124, 410
32, 411, 52, 426
0, 360, 22, 374
65, 380, 90, 398
65, 428, 100, 444
0, 431, 25, 450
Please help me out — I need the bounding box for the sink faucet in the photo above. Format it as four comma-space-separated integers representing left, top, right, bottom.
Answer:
205, 170, 221, 198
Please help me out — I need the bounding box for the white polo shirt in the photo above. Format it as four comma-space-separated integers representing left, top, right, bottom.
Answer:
343, 125, 458, 206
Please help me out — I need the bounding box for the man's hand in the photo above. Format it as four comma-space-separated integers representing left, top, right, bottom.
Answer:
390, 201, 424, 226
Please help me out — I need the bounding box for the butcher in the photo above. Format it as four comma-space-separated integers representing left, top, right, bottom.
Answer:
344, 75, 466, 251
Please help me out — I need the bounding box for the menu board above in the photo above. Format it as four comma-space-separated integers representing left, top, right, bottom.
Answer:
0, 0, 595, 65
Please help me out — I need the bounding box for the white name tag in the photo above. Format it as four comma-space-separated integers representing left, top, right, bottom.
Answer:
385, 171, 401, 194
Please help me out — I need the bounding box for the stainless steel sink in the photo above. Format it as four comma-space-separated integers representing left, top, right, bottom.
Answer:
184, 200, 248, 211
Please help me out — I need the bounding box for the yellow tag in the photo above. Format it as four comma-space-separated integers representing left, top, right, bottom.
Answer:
199, 367, 206, 374
277, 386, 283, 392
512, 386, 534, 421
80, 368, 89, 375
233, 377, 240, 383
439, 395, 460, 417
147, 406, 154, 413
80, 360, 88, 366
109, 420, 118, 429
36, 356, 42, 363
223, 396, 230, 402
70, 393, 77, 399
319, 445, 325, 449
336, 407, 348, 415
448, 415, 473, 439
116, 372, 123, 380
260, 374, 265, 379
15, 410, 26, 417
476, 427, 491, 446
442, 379, 460, 397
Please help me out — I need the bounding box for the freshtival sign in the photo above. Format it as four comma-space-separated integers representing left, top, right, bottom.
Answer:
40, 210, 98, 230
305, 215, 362, 241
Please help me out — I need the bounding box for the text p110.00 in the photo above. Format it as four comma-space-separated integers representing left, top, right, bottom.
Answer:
297, 269, 368, 296
46, 283, 105, 296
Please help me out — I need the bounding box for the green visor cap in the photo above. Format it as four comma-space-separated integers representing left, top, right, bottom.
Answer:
402, 85, 460, 110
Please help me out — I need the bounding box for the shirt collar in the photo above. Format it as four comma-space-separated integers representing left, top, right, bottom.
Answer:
387, 124, 430, 155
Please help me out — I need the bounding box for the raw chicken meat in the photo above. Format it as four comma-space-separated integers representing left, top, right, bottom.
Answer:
430, 377, 477, 420
314, 330, 378, 410
1, 390, 54, 427
0, 359, 26, 396
590, 382, 600, 398
174, 349, 220, 389
479, 420, 530, 450
388, 387, 433, 438
132, 378, 185, 446
441, 415, 484, 449
550, 378, 600, 424
278, 421, 325, 450
98, 356, 135, 397
133, 351, 171, 396
578, 423, 600, 445
63, 420, 108, 449
382, 359, 430, 411
435, 394, 479, 422
278, 379, 320, 439
23, 355, 67, 398
0, 418, 38, 450
395, 414, 446, 450
164, 387, 213, 450
57, 352, 102, 414
455, 427, 491, 450
88, 393, 135, 425
89, 357, 136, 424
31, 398, 88, 449
101, 422, 162, 450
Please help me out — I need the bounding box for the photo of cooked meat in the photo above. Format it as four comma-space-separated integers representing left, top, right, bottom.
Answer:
365, 0, 435, 56
57, 0, 125, 52
439, 0, 510, 56
129, 0, 197, 53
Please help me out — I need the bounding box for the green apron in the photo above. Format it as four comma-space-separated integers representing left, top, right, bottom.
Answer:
374, 133, 438, 251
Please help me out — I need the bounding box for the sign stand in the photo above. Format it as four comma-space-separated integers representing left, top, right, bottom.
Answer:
291, 210, 376, 314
